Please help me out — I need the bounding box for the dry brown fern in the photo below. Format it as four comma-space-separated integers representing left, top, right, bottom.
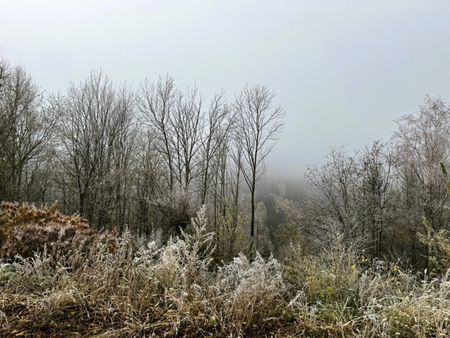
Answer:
0, 202, 97, 260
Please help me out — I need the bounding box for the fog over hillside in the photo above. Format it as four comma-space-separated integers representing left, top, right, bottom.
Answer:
3, 1, 450, 175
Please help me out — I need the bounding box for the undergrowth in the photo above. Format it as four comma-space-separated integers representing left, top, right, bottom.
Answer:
1, 205, 450, 337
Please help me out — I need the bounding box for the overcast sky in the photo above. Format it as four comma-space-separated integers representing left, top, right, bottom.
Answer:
2, 1, 450, 177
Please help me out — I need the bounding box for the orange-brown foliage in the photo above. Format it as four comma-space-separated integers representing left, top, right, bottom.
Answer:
0, 202, 97, 259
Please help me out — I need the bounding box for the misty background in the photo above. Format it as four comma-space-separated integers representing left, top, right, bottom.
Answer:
2, 0, 450, 178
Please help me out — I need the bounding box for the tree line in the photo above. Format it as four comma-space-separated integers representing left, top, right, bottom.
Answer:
2, 57, 450, 270
0, 58, 284, 256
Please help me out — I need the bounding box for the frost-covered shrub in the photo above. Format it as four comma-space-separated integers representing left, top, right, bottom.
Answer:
216, 254, 287, 334
285, 237, 361, 306
359, 268, 450, 337
214, 253, 288, 335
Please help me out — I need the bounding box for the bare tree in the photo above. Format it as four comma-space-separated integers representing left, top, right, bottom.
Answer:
394, 96, 450, 268
58, 71, 136, 229
171, 87, 204, 191
200, 94, 234, 204
133, 129, 164, 235
0, 64, 54, 201
357, 141, 395, 256
234, 85, 284, 239
0, 60, 7, 96
305, 143, 396, 255
139, 76, 177, 191
306, 148, 360, 240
